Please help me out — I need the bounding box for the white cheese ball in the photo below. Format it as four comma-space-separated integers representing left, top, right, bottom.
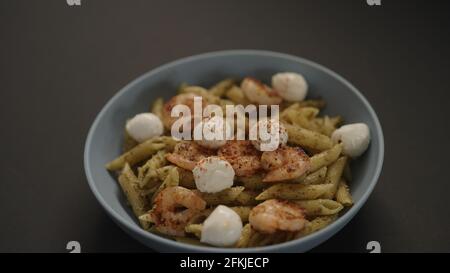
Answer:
201, 205, 243, 247
193, 156, 235, 193
194, 116, 232, 149
251, 119, 288, 152
331, 123, 371, 158
272, 72, 308, 101
126, 113, 164, 143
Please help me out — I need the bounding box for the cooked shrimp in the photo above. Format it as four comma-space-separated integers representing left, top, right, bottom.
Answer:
166, 141, 215, 170
162, 93, 208, 129
149, 186, 206, 236
249, 199, 306, 234
261, 146, 310, 182
218, 140, 261, 176
241, 77, 283, 105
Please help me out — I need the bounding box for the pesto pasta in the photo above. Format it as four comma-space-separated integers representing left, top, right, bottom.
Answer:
106, 75, 366, 248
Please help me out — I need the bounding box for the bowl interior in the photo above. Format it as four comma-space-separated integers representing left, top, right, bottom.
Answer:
85, 50, 383, 252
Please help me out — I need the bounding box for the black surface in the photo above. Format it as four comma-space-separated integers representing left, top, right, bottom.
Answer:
1, 0, 450, 253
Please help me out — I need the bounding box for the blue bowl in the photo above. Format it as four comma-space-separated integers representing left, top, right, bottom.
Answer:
84, 50, 384, 252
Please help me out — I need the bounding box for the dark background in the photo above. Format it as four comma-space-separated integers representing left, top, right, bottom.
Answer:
1, 0, 449, 253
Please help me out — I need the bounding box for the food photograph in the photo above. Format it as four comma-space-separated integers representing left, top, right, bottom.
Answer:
1, 0, 449, 258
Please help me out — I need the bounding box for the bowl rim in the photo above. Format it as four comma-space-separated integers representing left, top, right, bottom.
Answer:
84, 49, 384, 252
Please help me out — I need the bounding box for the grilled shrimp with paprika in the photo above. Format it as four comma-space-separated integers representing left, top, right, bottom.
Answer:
166, 141, 215, 170
162, 93, 209, 129
218, 140, 262, 177
261, 146, 310, 182
149, 186, 206, 236
249, 199, 306, 234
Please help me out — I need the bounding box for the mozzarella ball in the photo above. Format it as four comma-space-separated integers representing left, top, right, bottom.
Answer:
272, 72, 308, 101
331, 123, 371, 158
195, 116, 232, 149
201, 205, 243, 247
251, 119, 288, 152
126, 113, 164, 143
193, 156, 235, 193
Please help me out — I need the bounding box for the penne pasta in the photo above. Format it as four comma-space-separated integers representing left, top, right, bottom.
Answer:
230, 206, 252, 222
180, 85, 221, 104
225, 85, 250, 105
281, 101, 326, 122
312, 115, 343, 137
154, 165, 174, 181
106, 139, 166, 171
322, 156, 347, 199
309, 143, 343, 172
235, 223, 252, 248
280, 102, 300, 123
295, 214, 338, 238
308, 214, 338, 232
185, 224, 202, 238
256, 183, 334, 201
235, 190, 259, 206
237, 174, 267, 191
193, 186, 245, 206
287, 107, 320, 130
151, 166, 179, 202
301, 166, 328, 185
156, 136, 179, 152
138, 150, 167, 188
295, 199, 344, 216
118, 164, 150, 228
336, 179, 353, 206
284, 123, 334, 151
209, 78, 235, 97
247, 229, 265, 247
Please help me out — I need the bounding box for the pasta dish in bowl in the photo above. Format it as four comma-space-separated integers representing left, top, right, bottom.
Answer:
84, 50, 384, 252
